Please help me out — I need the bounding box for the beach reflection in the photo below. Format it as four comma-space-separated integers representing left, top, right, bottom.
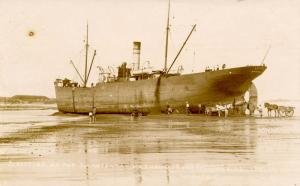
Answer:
1, 111, 300, 186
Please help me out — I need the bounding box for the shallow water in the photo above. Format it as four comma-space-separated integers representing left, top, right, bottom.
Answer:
0, 109, 300, 186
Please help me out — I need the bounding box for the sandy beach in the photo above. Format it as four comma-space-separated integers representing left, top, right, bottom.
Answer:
0, 106, 300, 186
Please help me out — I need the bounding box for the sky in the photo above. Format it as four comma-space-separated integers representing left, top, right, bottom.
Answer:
0, 0, 299, 101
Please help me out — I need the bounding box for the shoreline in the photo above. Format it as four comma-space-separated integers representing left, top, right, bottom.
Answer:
0, 103, 57, 111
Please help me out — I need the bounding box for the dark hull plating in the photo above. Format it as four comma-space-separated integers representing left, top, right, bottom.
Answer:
55, 66, 266, 114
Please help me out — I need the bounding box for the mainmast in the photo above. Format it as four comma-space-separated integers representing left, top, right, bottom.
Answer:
164, 0, 171, 72
84, 23, 89, 87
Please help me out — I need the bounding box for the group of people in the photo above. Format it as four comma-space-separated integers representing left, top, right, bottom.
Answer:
166, 101, 261, 118
215, 104, 229, 117
205, 64, 226, 72
166, 101, 202, 115
89, 102, 269, 121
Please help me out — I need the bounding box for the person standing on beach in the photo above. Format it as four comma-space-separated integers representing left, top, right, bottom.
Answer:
166, 104, 173, 114
224, 106, 228, 118
92, 106, 97, 123
198, 103, 202, 114
186, 101, 190, 115
258, 104, 263, 118
89, 112, 93, 123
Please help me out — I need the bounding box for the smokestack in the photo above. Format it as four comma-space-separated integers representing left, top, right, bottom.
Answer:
133, 41, 141, 70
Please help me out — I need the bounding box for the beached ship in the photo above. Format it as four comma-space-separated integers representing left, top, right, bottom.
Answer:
54, 1, 267, 114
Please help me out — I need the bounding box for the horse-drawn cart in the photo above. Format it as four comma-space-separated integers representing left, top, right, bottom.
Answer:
265, 102, 295, 117
278, 106, 295, 117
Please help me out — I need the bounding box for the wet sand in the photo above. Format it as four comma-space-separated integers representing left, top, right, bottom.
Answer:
0, 110, 300, 186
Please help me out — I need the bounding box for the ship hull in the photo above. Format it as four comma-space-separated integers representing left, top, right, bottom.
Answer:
55, 66, 266, 114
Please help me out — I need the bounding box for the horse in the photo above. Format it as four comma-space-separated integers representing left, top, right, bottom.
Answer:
264, 102, 279, 117
278, 106, 295, 117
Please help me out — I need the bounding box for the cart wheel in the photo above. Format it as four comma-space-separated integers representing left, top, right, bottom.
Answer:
286, 110, 294, 117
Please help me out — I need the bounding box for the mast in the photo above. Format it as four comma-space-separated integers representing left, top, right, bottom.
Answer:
84, 23, 89, 87
166, 24, 196, 74
164, 0, 171, 72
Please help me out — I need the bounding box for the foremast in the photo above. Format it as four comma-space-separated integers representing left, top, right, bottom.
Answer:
163, 0, 196, 75
84, 23, 89, 87
164, 0, 171, 72
69, 23, 96, 88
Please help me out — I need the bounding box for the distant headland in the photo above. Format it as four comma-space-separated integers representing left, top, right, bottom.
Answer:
0, 95, 56, 104
0, 95, 57, 110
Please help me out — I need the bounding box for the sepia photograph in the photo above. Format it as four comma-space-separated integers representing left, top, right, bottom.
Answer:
0, 0, 300, 185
